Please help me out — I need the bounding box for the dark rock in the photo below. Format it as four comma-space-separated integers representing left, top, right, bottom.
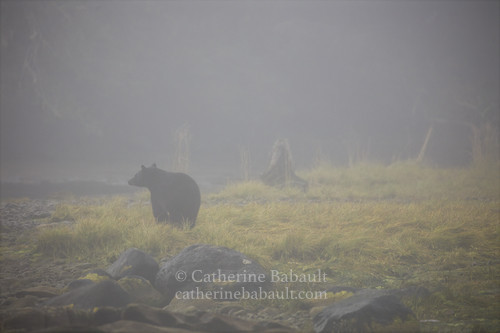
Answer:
122, 303, 186, 327
98, 320, 195, 333
1, 307, 46, 331
93, 307, 122, 326
62, 270, 111, 294
121, 303, 296, 332
117, 275, 166, 307
44, 307, 93, 329
1, 302, 296, 333
106, 248, 159, 284
313, 289, 415, 333
33, 327, 105, 333
83, 268, 113, 280
195, 311, 263, 332
66, 279, 96, 290
195, 311, 296, 332
1, 306, 93, 332
44, 280, 131, 309
155, 244, 271, 304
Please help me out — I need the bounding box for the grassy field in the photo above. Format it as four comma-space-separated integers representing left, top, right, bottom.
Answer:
35, 162, 499, 328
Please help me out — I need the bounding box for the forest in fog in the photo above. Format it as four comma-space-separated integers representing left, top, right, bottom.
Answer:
1, 1, 498, 183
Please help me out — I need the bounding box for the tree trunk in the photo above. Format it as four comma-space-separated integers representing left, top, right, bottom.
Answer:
261, 139, 308, 191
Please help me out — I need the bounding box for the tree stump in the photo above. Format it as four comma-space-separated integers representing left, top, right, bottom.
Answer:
261, 139, 308, 191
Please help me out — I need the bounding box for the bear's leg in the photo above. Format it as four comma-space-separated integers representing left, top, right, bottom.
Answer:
168, 211, 185, 226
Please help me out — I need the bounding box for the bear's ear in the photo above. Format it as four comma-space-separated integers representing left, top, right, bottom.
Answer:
141, 165, 146, 170
152, 163, 157, 168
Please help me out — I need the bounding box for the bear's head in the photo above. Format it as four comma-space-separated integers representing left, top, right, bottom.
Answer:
128, 163, 157, 187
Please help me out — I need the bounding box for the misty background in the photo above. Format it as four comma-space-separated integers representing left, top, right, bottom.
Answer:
1, 1, 498, 189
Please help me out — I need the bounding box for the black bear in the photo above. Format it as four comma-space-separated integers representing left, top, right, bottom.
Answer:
128, 164, 201, 227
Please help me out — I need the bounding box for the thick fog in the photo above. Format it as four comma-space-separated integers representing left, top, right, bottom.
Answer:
1, 1, 498, 184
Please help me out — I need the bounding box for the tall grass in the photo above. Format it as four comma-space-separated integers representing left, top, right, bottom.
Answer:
304, 161, 499, 201
37, 197, 193, 262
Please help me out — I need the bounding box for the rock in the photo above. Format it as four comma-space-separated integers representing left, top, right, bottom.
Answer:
167, 300, 297, 330
7, 295, 40, 308
93, 307, 122, 326
122, 303, 187, 327
32, 327, 105, 333
0, 306, 92, 332
309, 306, 325, 320
43, 307, 93, 329
66, 279, 96, 291
121, 303, 296, 332
1, 307, 46, 331
155, 244, 271, 304
63, 269, 112, 292
313, 289, 415, 333
193, 311, 265, 332
117, 275, 166, 307
1, 301, 296, 333
44, 280, 131, 309
98, 320, 195, 333
15, 286, 62, 298
106, 248, 159, 284
79, 269, 112, 281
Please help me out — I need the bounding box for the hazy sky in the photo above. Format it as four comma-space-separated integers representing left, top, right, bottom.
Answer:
1, 1, 498, 183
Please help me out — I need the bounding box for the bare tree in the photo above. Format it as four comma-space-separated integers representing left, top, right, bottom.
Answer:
172, 124, 191, 173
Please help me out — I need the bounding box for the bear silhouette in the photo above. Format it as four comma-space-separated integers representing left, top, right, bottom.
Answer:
128, 164, 201, 227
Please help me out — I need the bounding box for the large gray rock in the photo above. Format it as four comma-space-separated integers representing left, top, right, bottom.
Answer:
155, 244, 271, 304
106, 248, 159, 284
313, 289, 414, 333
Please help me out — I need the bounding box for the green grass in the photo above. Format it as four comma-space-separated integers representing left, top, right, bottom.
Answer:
33, 162, 499, 327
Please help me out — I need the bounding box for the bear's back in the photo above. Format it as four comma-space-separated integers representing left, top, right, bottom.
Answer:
153, 171, 199, 194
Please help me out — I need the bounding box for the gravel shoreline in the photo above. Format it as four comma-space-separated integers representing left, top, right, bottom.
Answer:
0, 199, 95, 297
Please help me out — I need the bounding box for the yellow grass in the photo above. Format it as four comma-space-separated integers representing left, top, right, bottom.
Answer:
33, 162, 499, 326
